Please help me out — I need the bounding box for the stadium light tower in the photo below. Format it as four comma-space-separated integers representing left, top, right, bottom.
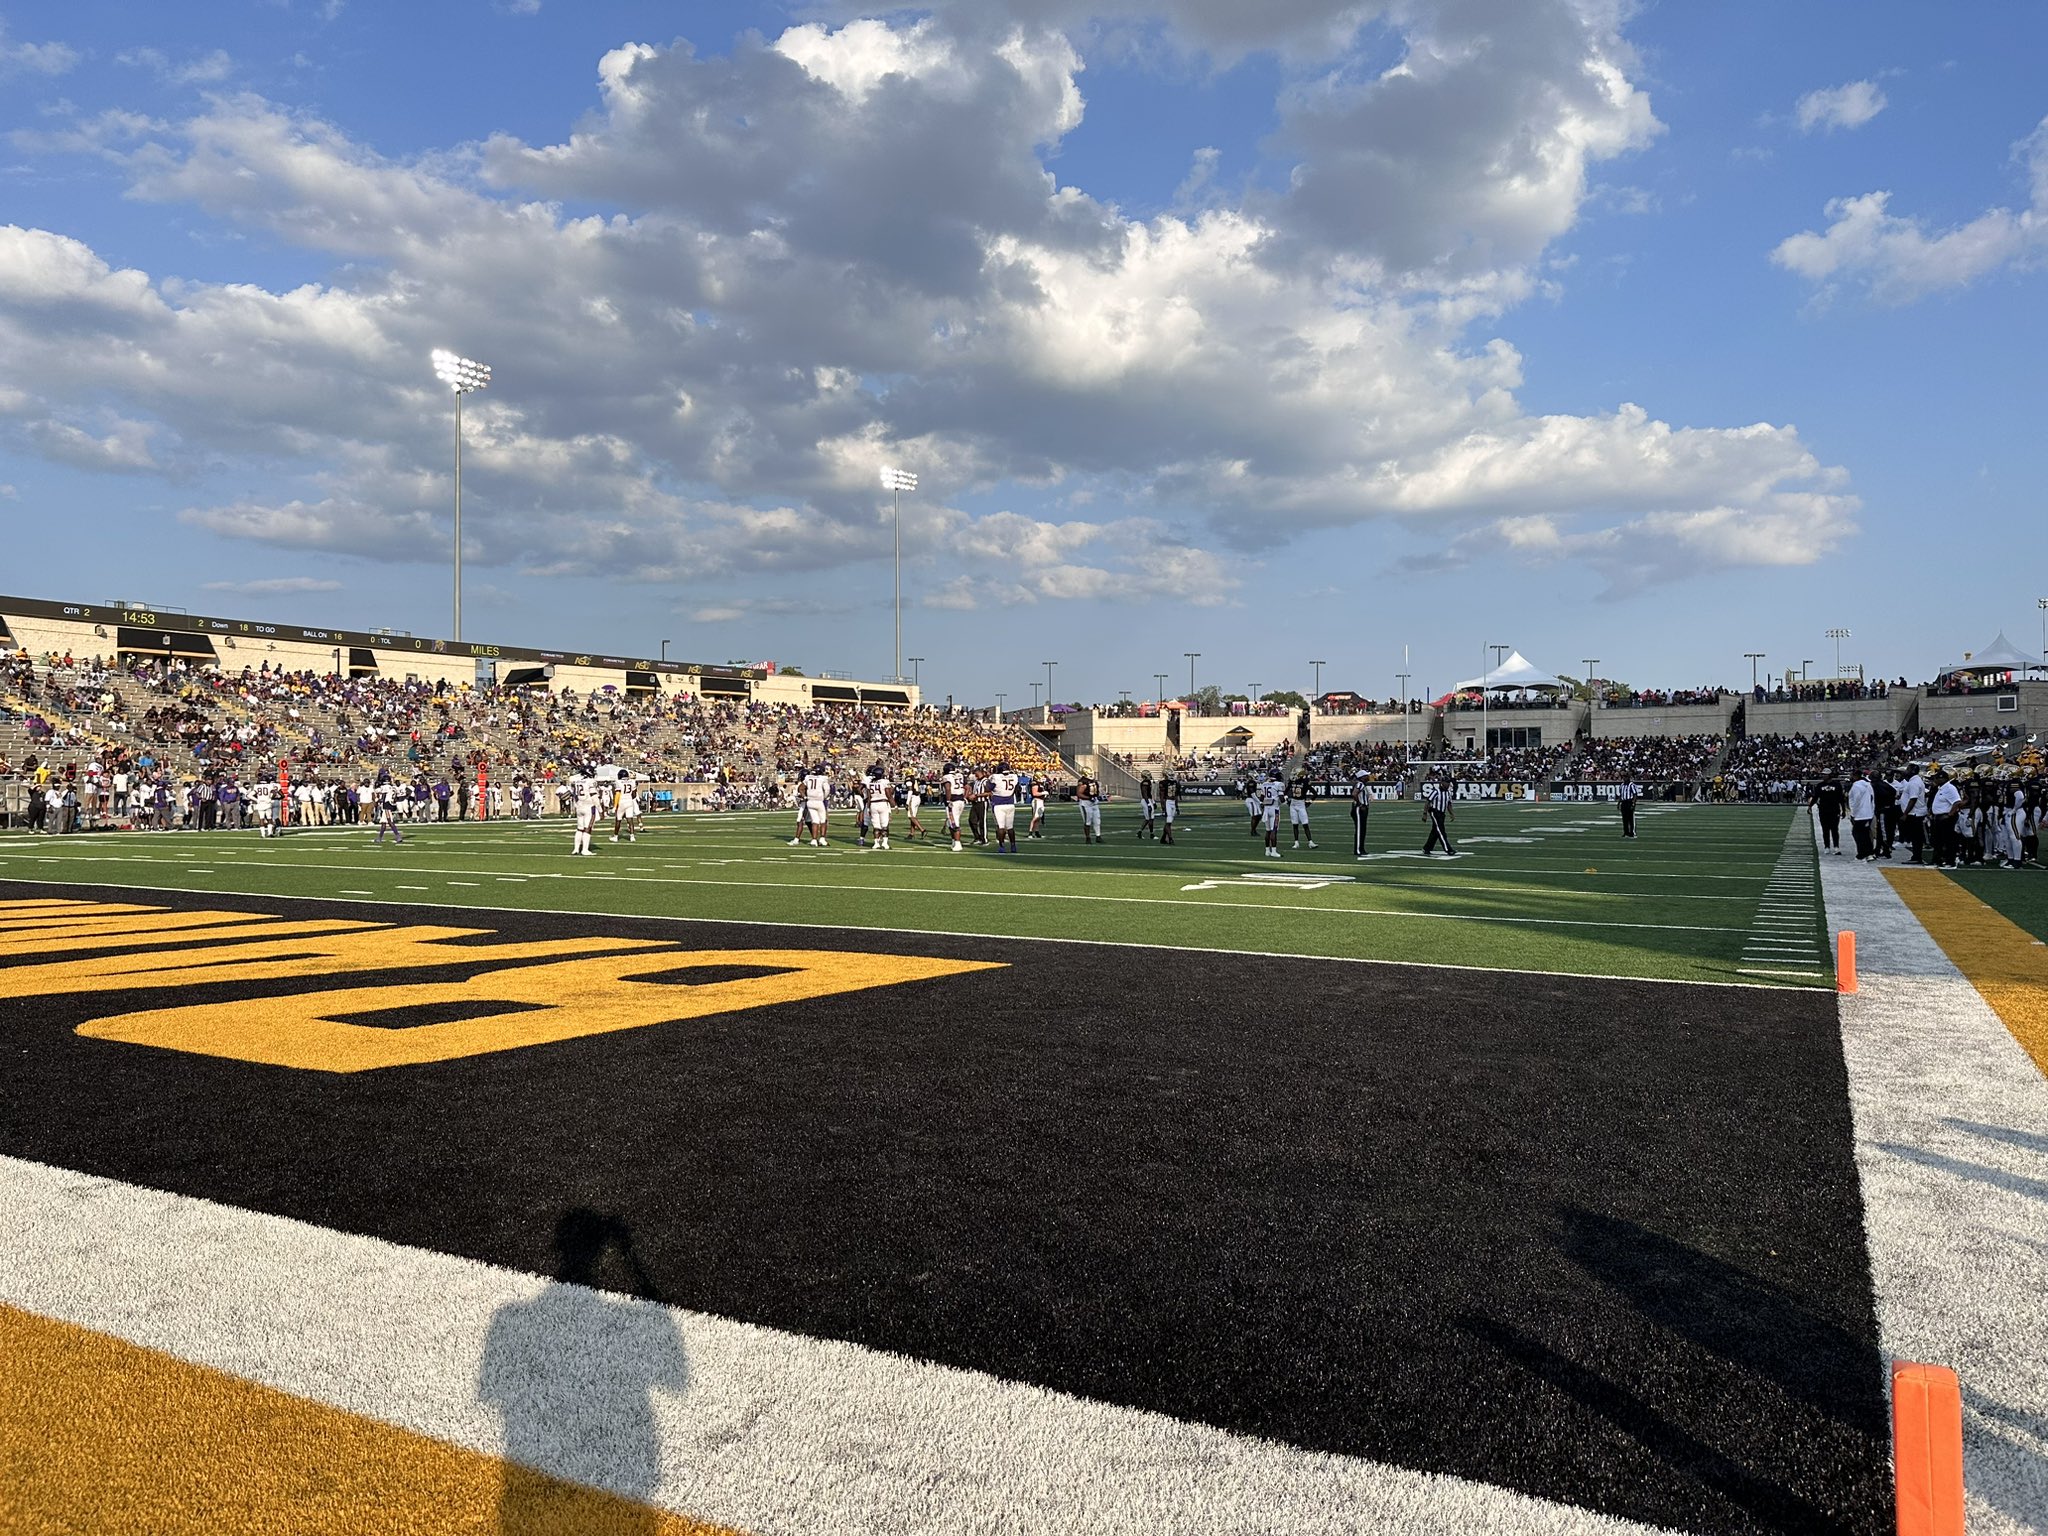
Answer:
431, 350, 491, 642
995, 692, 1006, 720
1154, 672, 1169, 713
1482, 643, 1510, 766
1745, 652, 1765, 692
1043, 659, 1057, 716
1396, 663, 1412, 760
2039, 597, 2048, 673
1826, 627, 1850, 678
1031, 681, 1042, 710
660, 639, 671, 664
1582, 658, 1599, 710
1801, 658, 1815, 684
881, 468, 918, 683
1310, 659, 1326, 707
1185, 652, 1200, 701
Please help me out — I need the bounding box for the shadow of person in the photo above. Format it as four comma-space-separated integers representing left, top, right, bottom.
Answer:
480, 1208, 689, 1535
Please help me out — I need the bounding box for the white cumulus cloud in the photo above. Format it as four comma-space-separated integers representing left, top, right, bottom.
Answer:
1772, 116, 2048, 303
1795, 80, 1886, 133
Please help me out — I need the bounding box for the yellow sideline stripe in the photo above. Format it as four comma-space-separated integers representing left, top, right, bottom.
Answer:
0, 1302, 745, 1536
1884, 869, 2048, 1078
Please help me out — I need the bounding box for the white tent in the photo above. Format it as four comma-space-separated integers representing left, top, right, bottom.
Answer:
1453, 650, 1567, 693
1938, 631, 2044, 679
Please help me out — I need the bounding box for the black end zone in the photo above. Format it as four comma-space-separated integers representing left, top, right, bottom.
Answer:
0, 882, 1889, 1534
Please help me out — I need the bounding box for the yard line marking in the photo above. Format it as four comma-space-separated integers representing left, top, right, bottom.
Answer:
0, 874, 1813, 991
338, 889, 373, 896
448, 881, 481, 886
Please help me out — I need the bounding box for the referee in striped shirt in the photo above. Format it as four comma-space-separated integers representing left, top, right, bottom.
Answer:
1422, 773, 1458, 857
1617, 776, 1641, 839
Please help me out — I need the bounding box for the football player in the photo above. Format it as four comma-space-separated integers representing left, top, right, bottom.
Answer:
1288, 771, 1317, 850
1075, 771, 1103, 842
611, 776, 642, 842
987, 761, 1020, 853
865, 765, 894, 851
1137, 769, 1157, 840
943, 760, 968, 852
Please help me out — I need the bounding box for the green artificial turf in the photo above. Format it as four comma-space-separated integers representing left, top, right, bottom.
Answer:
1938, 862, 2048, 941
0, 801, 1827, 986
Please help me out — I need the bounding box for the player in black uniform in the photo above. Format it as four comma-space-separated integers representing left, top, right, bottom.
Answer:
1075, 772, 1103, 842
1159, 770, 1181, 845
1287, 772, 1316, 850
1137, 769, 1157, 839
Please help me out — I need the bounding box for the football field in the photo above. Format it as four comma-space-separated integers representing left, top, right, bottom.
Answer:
0, 799, 1832, 987
3, 802, 2041, 1534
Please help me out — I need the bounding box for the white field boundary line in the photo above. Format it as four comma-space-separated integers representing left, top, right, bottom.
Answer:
0, 853, 1752, 936
1817, 849, 2048, 1533
0, 1154, 1681, 1536
0, 874, 1815, 992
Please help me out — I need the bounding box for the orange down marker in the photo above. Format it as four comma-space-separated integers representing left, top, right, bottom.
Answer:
1892, 1361, 1964, 1536
1837, 930, 1857, 994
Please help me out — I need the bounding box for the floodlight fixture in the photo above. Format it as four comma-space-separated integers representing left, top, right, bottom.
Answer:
881, 466, 918, 681
431, 349, 492, 641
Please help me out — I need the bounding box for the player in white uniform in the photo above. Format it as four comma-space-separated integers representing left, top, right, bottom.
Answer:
1243, 777, 1262, 839
987, 763, 1020, 854
943, 763, 968, 852
903, 777, 926, 841
569, 772, 601, 856
865, 767, 894, 851
1259, 776, 1284, 857
372, 779, 405, 845
795, 765, 832, 847
254, 783, 277, 837
611, 778, 642, 842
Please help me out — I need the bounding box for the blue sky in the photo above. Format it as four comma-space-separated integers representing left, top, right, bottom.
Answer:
1, 0, 2044, 706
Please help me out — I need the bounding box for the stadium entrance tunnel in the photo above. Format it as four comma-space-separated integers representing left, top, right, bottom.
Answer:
0, 882, 1893, 1534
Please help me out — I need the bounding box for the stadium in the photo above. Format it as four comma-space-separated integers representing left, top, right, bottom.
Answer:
3, 5, 2047, 1534
3, 581, 2045, 1535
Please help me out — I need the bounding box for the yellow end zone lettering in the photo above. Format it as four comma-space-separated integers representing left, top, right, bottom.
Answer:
76, 950, 1005, 1072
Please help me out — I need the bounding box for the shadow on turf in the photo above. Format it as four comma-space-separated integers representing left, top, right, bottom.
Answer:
1463, 1208, 1889, 1535
480, 1208, 689, 1533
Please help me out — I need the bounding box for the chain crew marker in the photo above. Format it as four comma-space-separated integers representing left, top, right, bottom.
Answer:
1836, 930, 1856, 994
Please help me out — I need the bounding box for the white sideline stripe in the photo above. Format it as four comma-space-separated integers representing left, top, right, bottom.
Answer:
0, 1155, 1674, 1536
0, 875, 1811, 993
1817, 836, 2048, 1534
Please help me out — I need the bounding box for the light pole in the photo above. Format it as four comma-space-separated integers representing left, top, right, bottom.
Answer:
880, 467, 917, 683
1826, 627, 1850, 678
1155, 672, 1169, 713
1043, 660, 1057, 717
660, 639, 671, 664
1396, 666, 1411, 759
1745, 652, 1765, 693
1310, 659, 1326, 708
995, 692, 1006, 721
431, 349, 491, 642
1119, 690, 1131, 708
1185, 652, 1200, 704
2039, 598, 2048, 673
1482, 643, 1510, 765
1801, 658, 1815, 686
1031, 681, 1042, 711
1582, 658, 1599, 710
907, 656, 924, 690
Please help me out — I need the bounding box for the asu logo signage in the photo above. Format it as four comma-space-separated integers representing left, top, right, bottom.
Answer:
0, 899, 1001, 1073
